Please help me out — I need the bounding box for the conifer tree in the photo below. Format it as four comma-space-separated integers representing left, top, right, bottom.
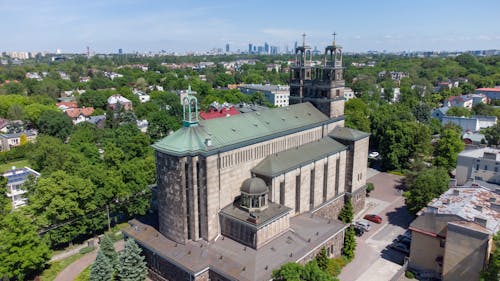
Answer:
100, 235, 118, 268
338, 200, 354, 223
316, 247, 329, 272
342, 226, 356, 260
117, 239, 147, 281
90, 250, 113, 281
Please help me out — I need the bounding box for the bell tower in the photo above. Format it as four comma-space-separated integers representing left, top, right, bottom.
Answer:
289, 32, 345, 118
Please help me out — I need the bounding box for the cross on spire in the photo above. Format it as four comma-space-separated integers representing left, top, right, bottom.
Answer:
332, 32, 337, 45
302, 33, 306, 47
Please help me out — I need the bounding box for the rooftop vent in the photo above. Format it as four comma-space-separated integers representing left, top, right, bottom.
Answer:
474, 205, 483, 212
453, 189, 460, 196
474, 217, 487, 228
489, 197, 496, 203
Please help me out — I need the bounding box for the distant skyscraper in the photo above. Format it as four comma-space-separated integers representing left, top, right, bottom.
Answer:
248, 43, 253, 54
225, 43, 230, 53
294, 41, 298, 51
264, 42, 269, 54
118, 48, 123, 54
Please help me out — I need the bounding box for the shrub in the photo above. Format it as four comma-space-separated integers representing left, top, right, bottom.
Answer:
79, 246, 95, 255
405, 270, 415, 279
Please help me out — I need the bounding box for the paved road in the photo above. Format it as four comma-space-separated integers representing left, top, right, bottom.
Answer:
54, 240, 124, 281
339, 173, 415, 281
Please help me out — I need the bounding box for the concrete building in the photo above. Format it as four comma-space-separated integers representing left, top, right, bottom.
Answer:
431, 107, 450, 122
441, 115, 497, 132
456, 147, 500, 186
446, 95, 473, 109
176, 86, 198, 105
2, 166, 40, 209
475, 88, 500, 101
107, 94, 133, 111
238, 84, 290, 107
124, 37, 370, 281
409, 186, 500, 281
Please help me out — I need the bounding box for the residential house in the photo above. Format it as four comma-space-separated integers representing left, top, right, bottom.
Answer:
378, 71, 409, 81
475, 88, 500, 101
408, 185, 500, 281
462, 132, 486, 146
133, 89, 151, 103
0, 118, 9, 133
468, 93, 489, 105
2, 166, 40, 209
0, 130, 37, 151
238, 84, 290, 107
107, 94, 133, 111
344, 87, 355, 101
441, 115, 497, 132
85, 115, 106, 128
456, 147, 500, 186
65, 107, 95, 124
446, 95, 473, 109
431, 107, 450, 122
199, 102, 241, 120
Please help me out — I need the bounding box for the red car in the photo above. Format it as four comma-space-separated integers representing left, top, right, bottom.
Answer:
364, 214, 382, 224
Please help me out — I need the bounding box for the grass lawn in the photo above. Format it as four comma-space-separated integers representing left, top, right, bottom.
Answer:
39, 253, 84, 281
74, 265, 91, 281
0, 159, 29, 173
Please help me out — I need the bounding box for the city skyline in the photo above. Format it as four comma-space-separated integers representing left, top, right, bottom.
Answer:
1, 0, 500, 54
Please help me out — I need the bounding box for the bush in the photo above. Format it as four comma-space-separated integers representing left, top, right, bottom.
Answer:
79, 246, 96, 255
366, 183, 374, 196
327, 257, 347, 277
405, 270, 415, 279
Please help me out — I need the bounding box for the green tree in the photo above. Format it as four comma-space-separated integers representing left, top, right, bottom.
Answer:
315, 248, 329, 272
338, 200, 354, 223
37, 110, 73, 140
434, 128, 465, 170
404, 167, 450, 214
90, 250, 114, 281
483, 123, 500, 146
0, 176, 11, 216
100, 235, 118, 268
342, 226, 356, 260
28, 135, 69, 174
446, 106, 472, 117
0, 212, 51, 280
272, 261, 337, 281
481, 231, 500, 281
117, 239, 147, 281
146, 111, 181, 140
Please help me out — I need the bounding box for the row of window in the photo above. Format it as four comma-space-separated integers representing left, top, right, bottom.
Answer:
218, 129, 323, 169
476, 163, 499, 172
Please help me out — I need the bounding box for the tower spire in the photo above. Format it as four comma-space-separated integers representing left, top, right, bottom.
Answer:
332, 32, 337, 46
302, 33, 306, 47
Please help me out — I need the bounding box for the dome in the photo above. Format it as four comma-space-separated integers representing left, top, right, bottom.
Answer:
241, 177, 268, 195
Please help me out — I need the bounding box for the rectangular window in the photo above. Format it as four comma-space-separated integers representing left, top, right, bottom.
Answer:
323, 163, 328, 202
185, 162, 191, 240
280, 182, 285, 205
440, 239, 445, 248
335, 158, 340, 195
310, 169, 315, 209
295, 175, 301, 212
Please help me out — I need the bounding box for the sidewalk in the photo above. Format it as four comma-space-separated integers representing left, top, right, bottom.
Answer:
54, 240, 124, 281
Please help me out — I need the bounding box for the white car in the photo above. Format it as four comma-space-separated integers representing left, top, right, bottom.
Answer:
354, 221, 371, 232
369, 151, 379, 159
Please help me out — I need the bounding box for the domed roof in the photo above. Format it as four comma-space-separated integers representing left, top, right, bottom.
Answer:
241, 177, 268, 195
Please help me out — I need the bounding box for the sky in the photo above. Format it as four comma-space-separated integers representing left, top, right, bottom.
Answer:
1, 0, 500, 54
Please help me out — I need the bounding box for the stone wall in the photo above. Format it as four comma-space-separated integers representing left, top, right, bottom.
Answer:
256, 212, 291, 249
298, 228, 346, 264
348, 186, 366, 215
156, 151, 187, 244
142, 243, 193, 281
312, 194, 345, 220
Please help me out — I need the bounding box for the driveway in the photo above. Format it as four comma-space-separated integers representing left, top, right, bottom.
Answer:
339, 173, 415, 281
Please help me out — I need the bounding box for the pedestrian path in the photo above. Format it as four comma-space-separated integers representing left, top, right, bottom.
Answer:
54, 240, 124, 281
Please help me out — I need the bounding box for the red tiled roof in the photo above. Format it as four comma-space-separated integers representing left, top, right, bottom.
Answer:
476, 88, 500, 92
65, 107, 94, 118
199, 106, 240, 120
56, 101, 78, 108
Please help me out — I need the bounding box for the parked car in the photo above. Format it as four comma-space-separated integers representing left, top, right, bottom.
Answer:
390, 242, 410, 254
369, 151, 379, 159
353, 225, 365, 236
363, 214, 383, 224
354, 221, 371, 231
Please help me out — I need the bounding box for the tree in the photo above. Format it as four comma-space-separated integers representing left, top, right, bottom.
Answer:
272, 261, 337, 281
100, 235, 118, 268
404, 167, 450, 214
338, 200, 354, 223
481, 231, 500, 281
37, 110, 73, 140
27, 170, 97, 247
0, 212, 51, 280
434, 128, 465, 171
117, 239, 147, 281
0, 176, 11, 216
342, 226, 356, 260
446, 106, 472, 117
90, 250, 114, 281
28, 135, 69, 174
147, 111, 181, 140
483, 123, 500, 146
316, 248, 329, 272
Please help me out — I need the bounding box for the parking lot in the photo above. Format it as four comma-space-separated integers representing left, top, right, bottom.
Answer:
338, 170, 416, 281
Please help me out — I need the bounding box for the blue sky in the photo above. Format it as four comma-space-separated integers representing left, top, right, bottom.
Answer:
1, 0, 500, 53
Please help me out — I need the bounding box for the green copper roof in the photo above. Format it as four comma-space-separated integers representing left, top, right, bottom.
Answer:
152, 103, 338, 157
251, 137, 347, 178
329, 126, 370, 142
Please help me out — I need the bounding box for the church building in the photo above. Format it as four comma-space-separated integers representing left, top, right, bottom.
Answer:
124, 35, 369, 281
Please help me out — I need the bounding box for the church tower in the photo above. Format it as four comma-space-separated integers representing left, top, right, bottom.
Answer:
290, 33, 345, 118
